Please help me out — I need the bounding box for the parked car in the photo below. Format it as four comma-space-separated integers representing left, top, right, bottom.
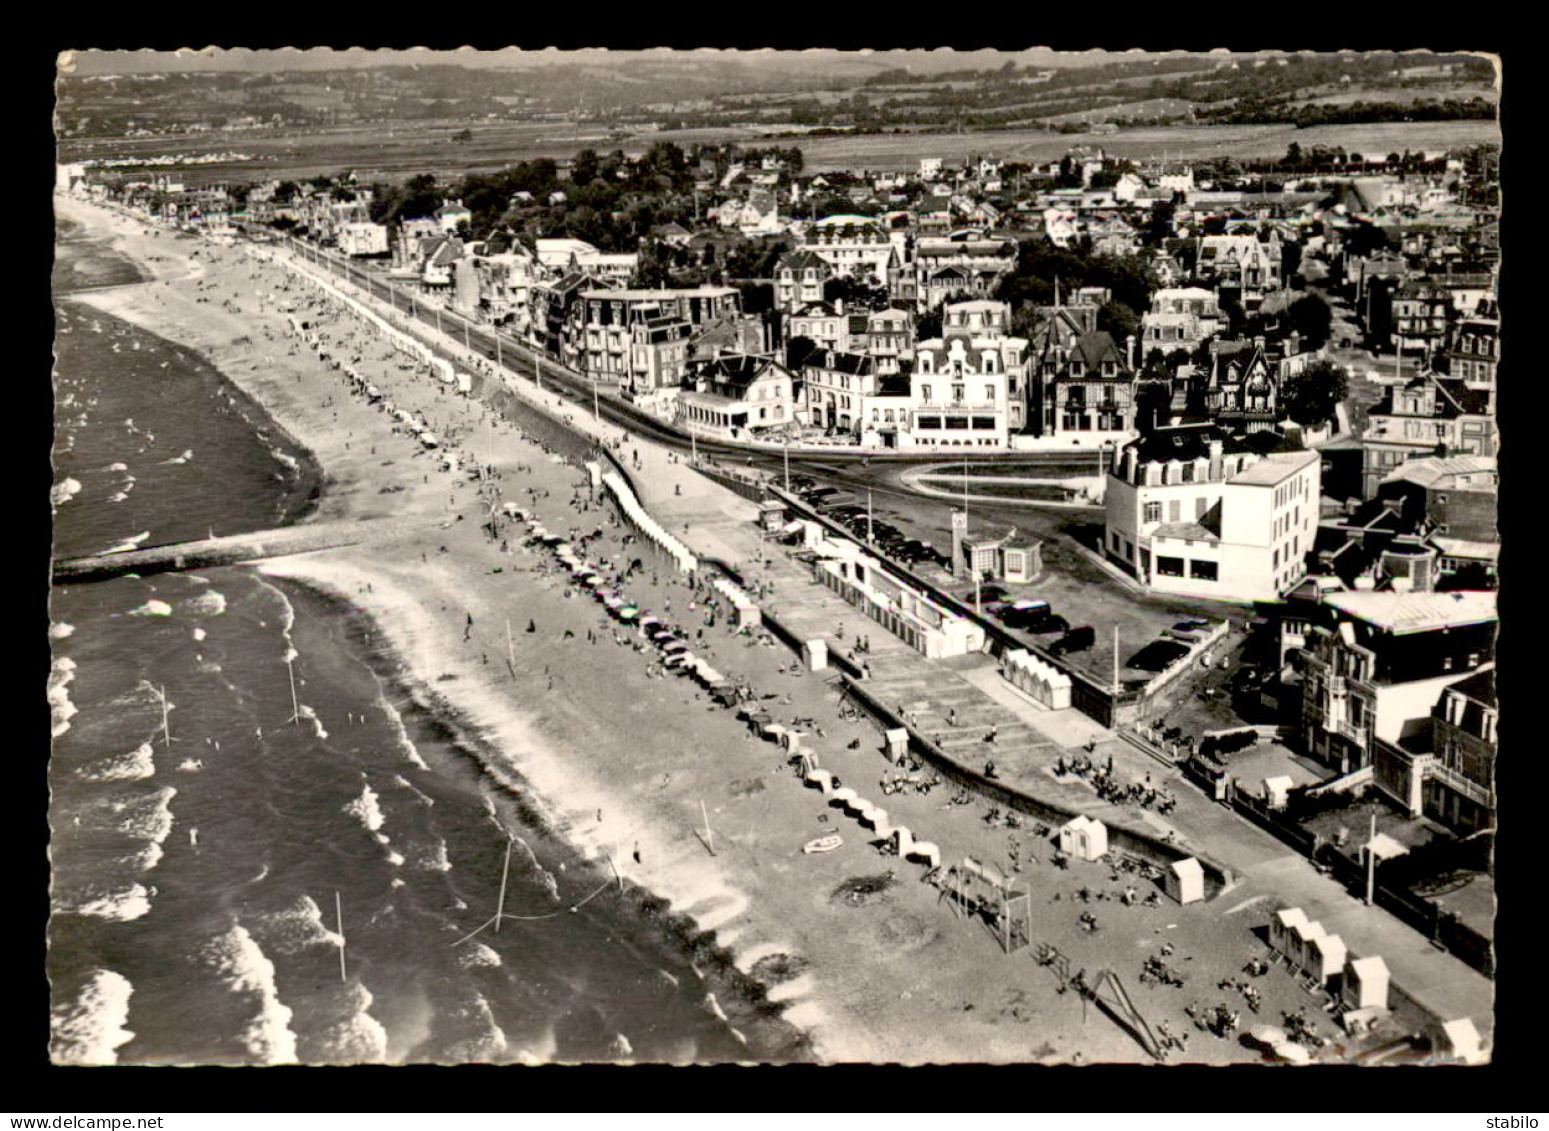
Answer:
1051, 626, 1096, 655
1022, 613, 1071, 635
1126, 639, 1191, 672
1168, 619, 1215, 643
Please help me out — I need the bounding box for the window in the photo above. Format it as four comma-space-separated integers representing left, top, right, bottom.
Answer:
1189, 560, 1218, 581
1195, 497, 1209, 520
922, 384, 932, 402
1168, 500, 1181, 523
1143, 501, 1162, 523
1157, 556, 1185, 577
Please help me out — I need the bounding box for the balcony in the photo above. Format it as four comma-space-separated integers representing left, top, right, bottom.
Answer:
1427, 762, 1492, 808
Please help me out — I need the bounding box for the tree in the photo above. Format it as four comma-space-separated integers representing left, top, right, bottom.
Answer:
1280, 360, 1348, 426
786, 334, 818, 370
1287, 293, 1332, 349
1096, 299, 1140, 347
1134, 379, 1174, 433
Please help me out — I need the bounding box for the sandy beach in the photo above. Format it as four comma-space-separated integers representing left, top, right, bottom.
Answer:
57, 196, 1449, 1066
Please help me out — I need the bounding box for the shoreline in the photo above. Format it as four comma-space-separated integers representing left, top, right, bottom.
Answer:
54, 196, 835, 1062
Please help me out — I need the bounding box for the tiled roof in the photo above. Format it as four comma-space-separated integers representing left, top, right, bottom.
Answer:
1151, 521, 1219, 542
1381, 455, 1497, 490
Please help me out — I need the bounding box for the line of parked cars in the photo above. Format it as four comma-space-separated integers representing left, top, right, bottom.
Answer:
986, 597, 1096, 656
791, 480, 951, 569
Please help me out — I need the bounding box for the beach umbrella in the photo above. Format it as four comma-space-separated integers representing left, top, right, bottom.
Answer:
1249, 1025, 1288, 1048
1272, 1041, 1312, 1065
618, 607, 639, 620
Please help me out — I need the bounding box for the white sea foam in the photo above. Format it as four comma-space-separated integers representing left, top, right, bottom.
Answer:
320, 982, 389, 1064
271, 448, 301, 474
108, 492, 129, 503
443, 994, 508, 1063
48, 657, 78, 738
111, 786, 177, 849
50, 969, 136, 1066
259, 895, 344, 956
104, 532, 151, 555
51, 477, 83, 507
105, 462, 128, 472
192, 627, 207, 642
76, 742, 155, 783
71, 884, 153, 922
414, 839, 452, 873
343, 783, 384, 834
201, 924, 298, 1065
391, 774, 434, 807
374, 695, 429, 770
459, 942, 502, 970
122, 840, 164, 872
177, 758, 204, 773
49, 622, 75, 640
159, 449, 194, 466
126, 599, 173, 617
297, 704, 328, 741
185, 590, 227, 617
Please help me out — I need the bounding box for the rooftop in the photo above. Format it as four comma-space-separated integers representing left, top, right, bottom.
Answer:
1228, 449, 1321, 486
1322, 589, 1498, 634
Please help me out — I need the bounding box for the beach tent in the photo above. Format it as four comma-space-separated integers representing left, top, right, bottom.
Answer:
1290, 919, 1327, 972
1342, 955, 1390, 1012
1306, 932, 1347, 984
1439, 1018, 1485, 1065
1164, 857, 1205, 905
1270, 907, 1308, 956
1058, 816, 1108, 862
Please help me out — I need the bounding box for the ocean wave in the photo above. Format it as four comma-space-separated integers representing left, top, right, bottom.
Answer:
121, 840, 164, 872
184, 590, 227, 617
440, 994, 508, 1063
413, 839, 452, 873
318, 982, 388, 1064
110, 785, 177, 847
297, 704, 328, 741
69, 883, 153, 922
49, 657, 78, 738
177, 757, 204, 773
270, 448, 301, 474
391, 774, 434, 807
51, 477, 83, 507
125, 599, 173, 617
458, 942, 502, 970
49, 622, 75, 640
104, 532, 151, 555
192, 627, 207, 642
76, 742, 156, 783
256, 895, 344, 956
50, 969, 136, 1066
159, 449, 194, 466
200, 924, 298, 1065
375, 695, 429, 770
343, 783, 385, 834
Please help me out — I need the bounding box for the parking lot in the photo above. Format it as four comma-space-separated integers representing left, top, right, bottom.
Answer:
787, 475, 1248, 694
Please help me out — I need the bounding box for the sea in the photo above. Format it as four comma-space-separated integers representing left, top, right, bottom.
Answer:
47, 218, 798, 1066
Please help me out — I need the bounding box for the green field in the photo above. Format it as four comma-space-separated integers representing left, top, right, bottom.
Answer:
60, 116, 1501, 187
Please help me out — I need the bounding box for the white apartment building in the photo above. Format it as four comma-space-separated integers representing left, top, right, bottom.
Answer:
1105, 429, 1321, 603
903, 300, 1027, 449
797, 215, 898, 286
338, 222, 390, 258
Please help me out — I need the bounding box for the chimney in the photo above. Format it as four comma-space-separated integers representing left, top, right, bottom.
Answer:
835, 298, 845, 316
1126, 334, 1136, 371
1208, 438, 1224, 479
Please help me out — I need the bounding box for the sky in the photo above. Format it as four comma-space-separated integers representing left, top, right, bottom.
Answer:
59, 46, 1225, 78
